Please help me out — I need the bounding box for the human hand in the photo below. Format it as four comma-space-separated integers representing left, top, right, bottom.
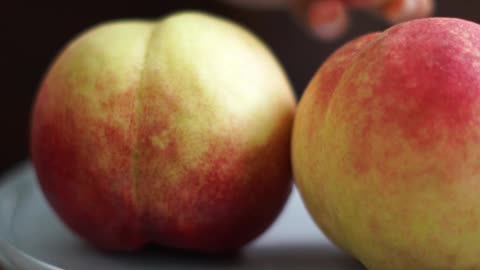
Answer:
225, 0, 435, 41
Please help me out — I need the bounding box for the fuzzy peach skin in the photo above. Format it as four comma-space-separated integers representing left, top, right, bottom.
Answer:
293, 18, 480, 270
31, 11, 296, 252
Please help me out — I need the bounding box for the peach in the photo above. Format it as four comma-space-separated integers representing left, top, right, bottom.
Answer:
293, 18, 480, 269
31, 11, 295, 252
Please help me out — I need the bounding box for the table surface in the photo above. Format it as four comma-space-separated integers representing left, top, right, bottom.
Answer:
0, 163, 365, 270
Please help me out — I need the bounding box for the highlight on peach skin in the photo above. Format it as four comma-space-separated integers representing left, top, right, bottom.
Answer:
31, 11, 296, 252
293, 17, 480, 270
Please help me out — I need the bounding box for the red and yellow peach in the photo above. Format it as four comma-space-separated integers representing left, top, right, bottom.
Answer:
293, 18, 480, 269
31, 11, 295, 252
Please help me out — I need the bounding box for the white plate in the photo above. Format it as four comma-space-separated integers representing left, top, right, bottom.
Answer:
0, 163, 364, 270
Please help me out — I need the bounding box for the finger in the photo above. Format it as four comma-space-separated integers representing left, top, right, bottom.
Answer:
411, 0, 435, 18
305, 0, 350, 41
344, 0, 390, 9
380, 0, 435, 23
381, 0, 417, 23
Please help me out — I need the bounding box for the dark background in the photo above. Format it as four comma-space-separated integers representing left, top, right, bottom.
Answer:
1, 0, 479, 175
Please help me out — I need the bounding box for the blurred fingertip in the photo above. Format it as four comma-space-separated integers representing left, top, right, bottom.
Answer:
307, 0, 350, 41
346, 0, 390, 9
381, 0, 416, 23
381, 0, 435, 24
413, 0, 435, 18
